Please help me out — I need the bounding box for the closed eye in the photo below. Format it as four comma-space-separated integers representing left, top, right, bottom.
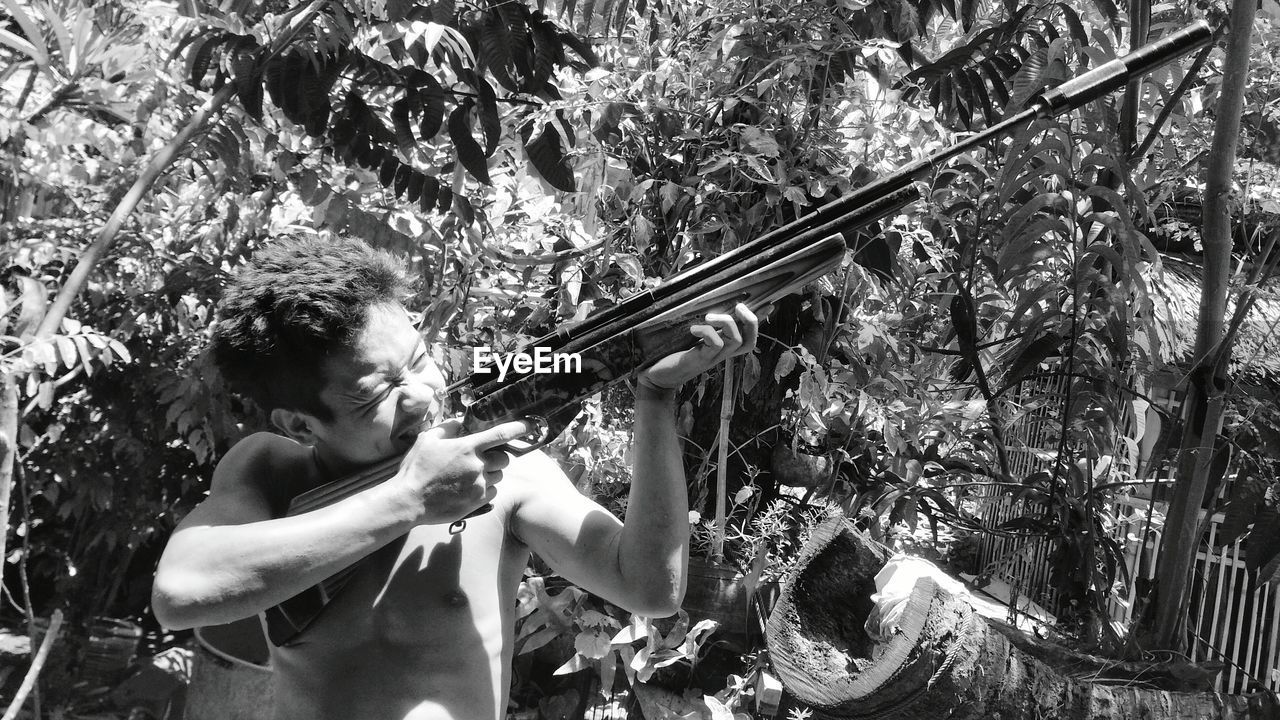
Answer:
357, 386, 392, 411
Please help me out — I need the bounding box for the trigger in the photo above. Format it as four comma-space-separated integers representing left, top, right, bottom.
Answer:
517, 415, 547, 443
503, 416, 550, 456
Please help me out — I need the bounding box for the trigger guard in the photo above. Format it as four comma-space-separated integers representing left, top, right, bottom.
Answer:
522, 415, 551, 445
501, 415, 551, 456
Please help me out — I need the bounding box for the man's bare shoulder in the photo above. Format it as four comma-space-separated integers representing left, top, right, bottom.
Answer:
201, 432, 319, 520
503, 449, 619, 545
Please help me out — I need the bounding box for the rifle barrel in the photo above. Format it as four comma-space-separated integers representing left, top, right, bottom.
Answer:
453, 20, 1214, 397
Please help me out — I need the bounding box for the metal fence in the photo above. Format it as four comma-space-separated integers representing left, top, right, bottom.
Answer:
977, 490, 1280, 695
1111, 496, 1279, 695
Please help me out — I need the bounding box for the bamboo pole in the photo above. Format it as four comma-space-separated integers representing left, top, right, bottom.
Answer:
1151, 0, 1256, 651
712, 358, 735, 563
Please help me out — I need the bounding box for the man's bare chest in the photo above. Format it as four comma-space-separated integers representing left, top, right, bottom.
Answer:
285, 516, 527, 650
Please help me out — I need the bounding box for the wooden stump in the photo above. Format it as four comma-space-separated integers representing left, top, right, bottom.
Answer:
764, 514, 1280, 720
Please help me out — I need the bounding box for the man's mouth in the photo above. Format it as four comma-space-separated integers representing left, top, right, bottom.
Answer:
393, 406, 442, 448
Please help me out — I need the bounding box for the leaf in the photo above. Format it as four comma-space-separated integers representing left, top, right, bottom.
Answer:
73, 336, 93, 376
406, 171, 426, 203
965, 68, 995, 126
559, 28, 598, 68
611, 615, 647, 645
502, 4, 533, 78
980, 58, 1011, 107
529, 12, 562, 88
12, 276, 48, 339
416, 76, 446, 141
1054, 2, 1090, 48
518, 626, 559, 654
597, 653, 615, 699
1250, 505, 1280, 579
851, 232, 893, 281
429, 0, 455, 23
998, 332, 1061, 392
1005, 46, 1048, 113
54, 336, 78, 369
1, 0, 49, 67
271, 53, 304, 122
704, 696, 735, 720
448, 100, 490, 184
297, 169, 331, 205
1087, 0, 1121, 39
1218, 475, 1268, 546
187, 34, 221, 90
738, 126, 779, 158
574, 629, 612, 659
774, 350, 797, 379
302, 77, 332, 138
35, 381, 53, 410
392, 96, 416, 152
230, 37, 263, 121
357, 139, 385, 171
417, 175, 441, 214
471, 74, 501, 156
478, 12, 517, 91
263, 53, 291, 113
960, 0, 976, 31
553, 653, 591, 675
949, 70, 974, 128
379, 156, 401, 188
28, 340, 57, 375
522, 122, 575, 191
950, 291, 977, 352
393, 165, 414, 199
0, 27, 44, 64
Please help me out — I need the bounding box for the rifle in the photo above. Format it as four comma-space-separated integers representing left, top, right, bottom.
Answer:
263, 21, 1213, 645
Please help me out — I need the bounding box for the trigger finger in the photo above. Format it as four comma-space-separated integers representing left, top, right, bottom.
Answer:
735, 304, 760, 351
705, 313, 743, 348
690, 324, 725, 352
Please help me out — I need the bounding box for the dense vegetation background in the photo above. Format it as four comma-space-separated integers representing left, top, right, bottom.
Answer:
2, 0, 1280, 715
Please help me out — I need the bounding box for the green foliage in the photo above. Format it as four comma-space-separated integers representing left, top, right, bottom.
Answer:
0, 0, 1252, 692
177, 0, 596, 223
896, 2, 1095, 130
514, 573, 720, 699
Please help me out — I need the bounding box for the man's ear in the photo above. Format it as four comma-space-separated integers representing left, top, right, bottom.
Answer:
271, 407, 319, 445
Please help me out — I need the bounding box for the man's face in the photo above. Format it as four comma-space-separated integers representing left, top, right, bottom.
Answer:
307, 302, 446, 473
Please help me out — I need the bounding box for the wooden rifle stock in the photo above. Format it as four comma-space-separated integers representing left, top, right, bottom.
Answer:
261, 21, 1212, 646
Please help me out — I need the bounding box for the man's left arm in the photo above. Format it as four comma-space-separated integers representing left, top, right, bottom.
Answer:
510, 304, 758, 616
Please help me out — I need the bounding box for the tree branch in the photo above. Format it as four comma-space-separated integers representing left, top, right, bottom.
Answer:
1, 609, 62, 720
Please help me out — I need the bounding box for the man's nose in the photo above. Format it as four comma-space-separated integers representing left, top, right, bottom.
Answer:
398, 378, 439, 413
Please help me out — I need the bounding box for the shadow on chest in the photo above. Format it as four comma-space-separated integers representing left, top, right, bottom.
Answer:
372, 530, 476, 612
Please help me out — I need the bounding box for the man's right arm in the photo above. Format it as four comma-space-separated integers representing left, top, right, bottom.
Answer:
150, 433, 423, 630
151, 419, 532, 630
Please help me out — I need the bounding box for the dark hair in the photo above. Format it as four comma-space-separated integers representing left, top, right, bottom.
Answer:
210, 235, 409, 419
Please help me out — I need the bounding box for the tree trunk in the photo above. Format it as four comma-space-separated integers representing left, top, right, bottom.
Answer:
1149, 0, 1256, 652
765, 516, 1277, 719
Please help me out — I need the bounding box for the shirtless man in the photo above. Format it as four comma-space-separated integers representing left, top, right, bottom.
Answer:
150, 235, 758, 720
